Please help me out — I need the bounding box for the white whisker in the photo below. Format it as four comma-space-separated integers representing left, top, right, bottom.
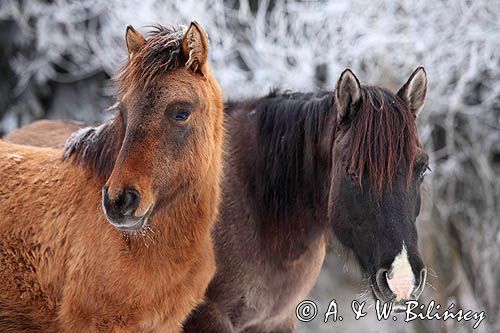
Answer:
426, 281, 437, 291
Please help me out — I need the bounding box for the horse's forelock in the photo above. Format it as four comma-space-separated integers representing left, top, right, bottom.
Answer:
117, 25, 185, 96
347, 86, 420, 197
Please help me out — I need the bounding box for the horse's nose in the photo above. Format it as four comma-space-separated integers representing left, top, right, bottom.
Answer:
102, 186, 141, 222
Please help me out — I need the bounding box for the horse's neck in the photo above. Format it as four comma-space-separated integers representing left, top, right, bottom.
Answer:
227, 95, 334, 259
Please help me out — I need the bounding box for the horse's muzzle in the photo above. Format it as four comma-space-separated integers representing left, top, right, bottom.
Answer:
101, 186, 149, 231
371, 267, 427, 312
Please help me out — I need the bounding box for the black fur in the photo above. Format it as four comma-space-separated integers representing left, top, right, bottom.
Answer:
63, 114, 125, 179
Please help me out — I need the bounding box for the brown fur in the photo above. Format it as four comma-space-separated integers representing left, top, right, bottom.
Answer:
4, 120, 85, 148
6, 69, 428, 333
0, 23, 223, 332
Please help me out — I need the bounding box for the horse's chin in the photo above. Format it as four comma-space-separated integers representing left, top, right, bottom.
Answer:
111, 206, 153, 232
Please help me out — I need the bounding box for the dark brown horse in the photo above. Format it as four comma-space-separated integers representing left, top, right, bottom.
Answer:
0, 22, 223, 332
6, 68, 429, 332
183, 67, 429, 332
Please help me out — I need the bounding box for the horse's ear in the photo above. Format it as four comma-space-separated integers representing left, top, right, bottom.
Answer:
335, 69, 361, 122
125, 25, 145, 58
182, 21, 209, 76
397, 66, 427, 118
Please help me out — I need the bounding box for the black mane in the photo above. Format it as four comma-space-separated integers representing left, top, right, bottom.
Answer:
227, 90, 335, 251
63, 112, 124, 179
256, 91, 334, 217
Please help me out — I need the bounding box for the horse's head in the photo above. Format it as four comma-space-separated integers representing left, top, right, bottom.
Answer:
102, 22, 223, 231
328, 68, 429, 310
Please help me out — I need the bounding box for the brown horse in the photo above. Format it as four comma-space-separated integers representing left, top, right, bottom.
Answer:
0, 22, 223, 332
7, 68, 429, 332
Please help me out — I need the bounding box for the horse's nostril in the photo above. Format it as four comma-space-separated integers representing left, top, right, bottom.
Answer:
118, 188, 141, 216
119, 188, 140, 216
412, 268, 427, 299
102, 186, 141, 221
102, 186, 111, 210
374, 268, 394, 301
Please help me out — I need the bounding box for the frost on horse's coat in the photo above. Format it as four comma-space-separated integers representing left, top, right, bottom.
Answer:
0, 22, 223, 332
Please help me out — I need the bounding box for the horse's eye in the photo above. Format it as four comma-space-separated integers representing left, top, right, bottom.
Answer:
173, 110, 191, 122
419, 165, 431, 180
345, 165, 359, 181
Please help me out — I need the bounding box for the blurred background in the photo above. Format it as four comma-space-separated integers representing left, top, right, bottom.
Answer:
0, 0, 499, 332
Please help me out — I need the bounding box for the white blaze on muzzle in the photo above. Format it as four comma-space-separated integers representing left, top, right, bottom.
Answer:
387, 243, 415, 300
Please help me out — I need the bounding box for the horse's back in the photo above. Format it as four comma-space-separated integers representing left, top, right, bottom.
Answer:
3, 120, 84, 148
0, 139, 63, 167
0, 140, 67, 215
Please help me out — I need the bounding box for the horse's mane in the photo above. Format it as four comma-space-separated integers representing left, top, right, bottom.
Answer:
63, 115, 124, 179
348, 86, 420, 197
234, 85, 420, 221
230, 86, 419, 253
117, 25, 185, 96
232, 90, 334, 223
64, 25, 186, 177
